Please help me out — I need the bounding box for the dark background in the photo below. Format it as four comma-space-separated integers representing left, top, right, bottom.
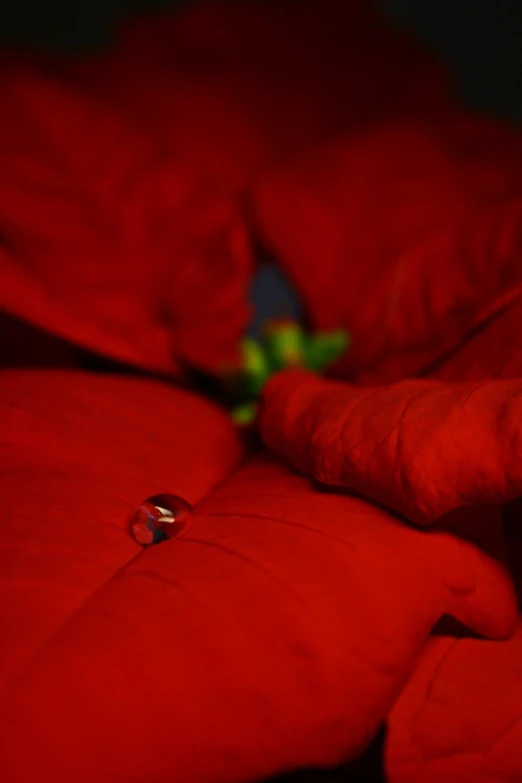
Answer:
0, 0, 521, 120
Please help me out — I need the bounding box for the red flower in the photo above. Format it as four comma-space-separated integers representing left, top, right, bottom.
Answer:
1, 3, 522, 782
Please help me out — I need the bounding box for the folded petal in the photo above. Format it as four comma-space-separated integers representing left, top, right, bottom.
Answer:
386, 621, 522, 783
386, 629, 522, 783
260, 370, 522, 525
0, 372, 516, 782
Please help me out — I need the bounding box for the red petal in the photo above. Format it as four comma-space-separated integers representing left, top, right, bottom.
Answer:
0, 370, 243, 682
0, 376, 515, 782
0, 0, 455, 376
387, 630, 522, 782
68, 0, 452, 192
252, 117, 522, 384
0, 61, 252, 375
431, 297, 522, 382
260, 370, 522, 525
386, 512, 522, 783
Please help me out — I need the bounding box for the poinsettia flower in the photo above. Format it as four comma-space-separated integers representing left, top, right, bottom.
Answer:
2, 2, 522, 782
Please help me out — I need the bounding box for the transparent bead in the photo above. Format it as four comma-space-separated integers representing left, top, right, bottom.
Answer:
131, 493, 193, 546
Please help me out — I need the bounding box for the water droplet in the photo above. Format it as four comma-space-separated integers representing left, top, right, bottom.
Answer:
130, 494, 193, 546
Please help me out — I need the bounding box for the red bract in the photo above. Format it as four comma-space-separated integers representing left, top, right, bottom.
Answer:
65, 0, 453, 194
0, 371, 516, 783
381, 301, 522, 783
386, 551, 522, 783
2, 1, 522, 781
386, 626, 522, 783
259, 370, 522, 526
0, 59, 252, 376
0, 0, 455, 379
432, 297, 522, 383
252, 117, 522, 384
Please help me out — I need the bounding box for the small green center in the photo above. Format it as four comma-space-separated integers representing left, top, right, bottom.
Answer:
224, 319, 350, 425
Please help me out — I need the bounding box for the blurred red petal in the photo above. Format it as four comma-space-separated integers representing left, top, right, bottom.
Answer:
252, 117, 522, 384
67, 0, 453, 192
0, 60, 252, 375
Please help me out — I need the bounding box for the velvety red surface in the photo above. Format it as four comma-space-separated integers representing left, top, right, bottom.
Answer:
253, 117, 522, 384
385, 620, 522, 783
64, 0, 452, 193
259, 371, 522, 526
0, 55, 252, 375
0, 371, 516, 783
382, 300, 522, 783
2, 2, 522, 782
0, 0, 455, 377
252, 66, 522, 781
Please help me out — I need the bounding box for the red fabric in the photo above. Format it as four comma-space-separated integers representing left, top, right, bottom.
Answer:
0, 371, 516, 783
